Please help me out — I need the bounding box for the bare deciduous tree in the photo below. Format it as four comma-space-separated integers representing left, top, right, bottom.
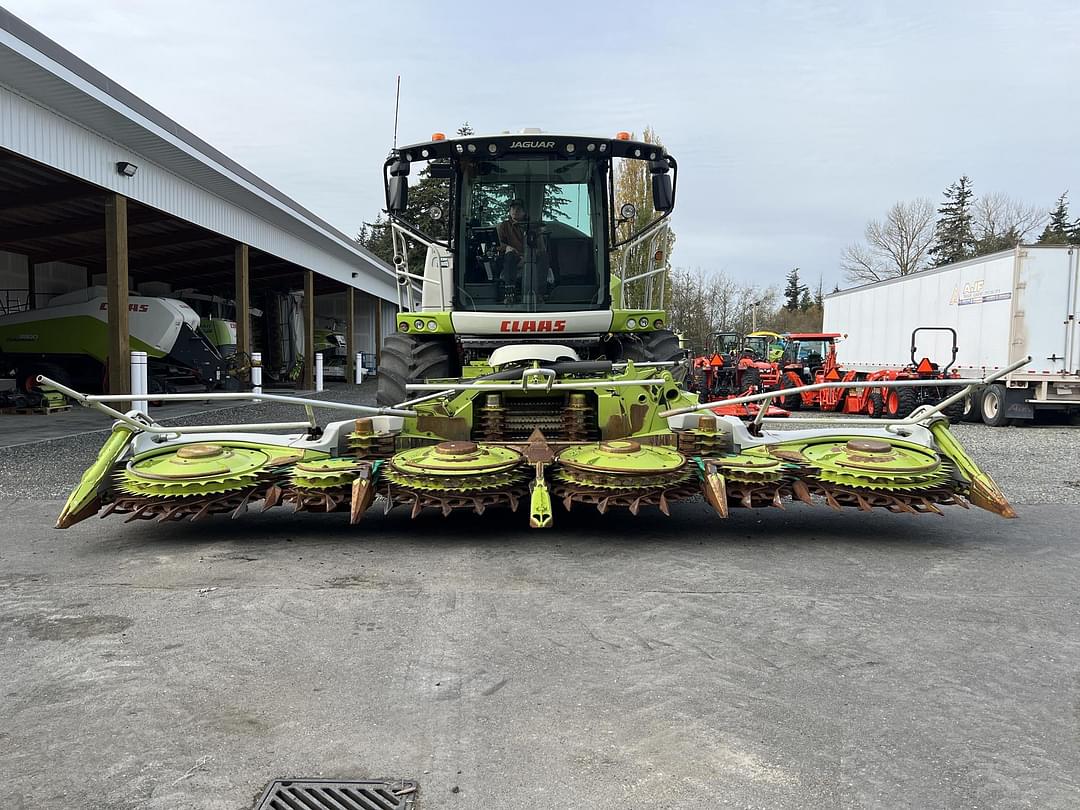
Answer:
973, 192, 1045, 254
666, 267, 777, 354
841, 198, 936, 284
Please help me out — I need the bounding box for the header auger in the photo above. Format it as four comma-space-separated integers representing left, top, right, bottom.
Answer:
53, 130, 1019, 531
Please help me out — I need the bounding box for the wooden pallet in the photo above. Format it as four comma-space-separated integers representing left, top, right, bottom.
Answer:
0, 403, 71, 415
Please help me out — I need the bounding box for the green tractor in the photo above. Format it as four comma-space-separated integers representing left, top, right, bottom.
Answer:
50, 131, 1019, 530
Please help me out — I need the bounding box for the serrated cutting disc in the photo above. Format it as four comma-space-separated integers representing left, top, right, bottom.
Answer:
121, 444, 270, 498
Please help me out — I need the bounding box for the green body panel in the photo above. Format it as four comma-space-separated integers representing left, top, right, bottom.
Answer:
395, 309, 666, 338
0, 315, 162, 362
609, 309, 667, 335
399, 361, 696, 441
397, 311, 455, 335
199, 318, 235, 351
55, 424, 137, 528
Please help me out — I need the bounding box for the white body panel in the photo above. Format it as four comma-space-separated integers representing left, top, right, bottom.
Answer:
0, 287, 198, 354
421, 245, 454, 311
823, 246, 1080, 405
451, 310, 615, 335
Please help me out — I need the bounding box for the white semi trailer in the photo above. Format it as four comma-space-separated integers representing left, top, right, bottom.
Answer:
823, 245, 1080, 426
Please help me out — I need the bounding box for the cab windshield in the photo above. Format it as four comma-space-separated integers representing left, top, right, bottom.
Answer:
456, 158, 605, 312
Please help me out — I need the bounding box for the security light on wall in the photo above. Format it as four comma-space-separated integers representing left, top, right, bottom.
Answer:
116, 161, 138, 177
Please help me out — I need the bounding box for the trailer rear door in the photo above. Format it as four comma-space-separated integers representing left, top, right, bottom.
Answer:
1012, 247, 1079, 375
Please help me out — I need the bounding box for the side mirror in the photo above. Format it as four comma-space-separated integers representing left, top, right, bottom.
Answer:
651, 173, 673, 213
389, 176, 409, 213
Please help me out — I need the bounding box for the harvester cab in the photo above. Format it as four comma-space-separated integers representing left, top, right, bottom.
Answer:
377, 130, 683, 406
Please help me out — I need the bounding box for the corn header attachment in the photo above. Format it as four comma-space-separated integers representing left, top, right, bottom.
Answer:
48, 351, 1020, 531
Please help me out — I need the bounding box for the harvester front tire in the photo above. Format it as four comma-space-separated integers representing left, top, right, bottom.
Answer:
616, 329, 683, 362
377, 333, 454, 408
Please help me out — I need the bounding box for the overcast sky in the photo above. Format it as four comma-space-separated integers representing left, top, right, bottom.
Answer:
7, 0, 1080, 290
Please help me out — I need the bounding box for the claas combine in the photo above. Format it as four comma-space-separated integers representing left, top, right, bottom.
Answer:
50, 131, 1020, 530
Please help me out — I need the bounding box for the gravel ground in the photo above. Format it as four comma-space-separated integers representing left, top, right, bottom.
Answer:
0, 381, 378, 499
1, 381, 1077, 505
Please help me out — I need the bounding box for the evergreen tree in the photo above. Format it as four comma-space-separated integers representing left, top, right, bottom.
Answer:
814, 276, 824, 308
798, 288, 813, 311
783, 267, 807, 311
929, 176, 976, 266
1038, 193, 1072, 244
356, 215, 394, 265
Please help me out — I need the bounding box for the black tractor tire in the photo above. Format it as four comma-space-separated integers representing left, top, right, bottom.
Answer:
961, 386, 984, 423
980, 383, 1009, 427
887, 386, 918, 418
18, 361, 72, 394
941, 386, 965, 424
779, 375, 802, 410
740, 367, 763, 393
377, 333, 454, 408
615, 328, 683, 362
867, 391, 885, 418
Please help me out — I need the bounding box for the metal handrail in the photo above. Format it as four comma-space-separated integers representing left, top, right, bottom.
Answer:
37, 375, 416, 437
405, 378, 668, 393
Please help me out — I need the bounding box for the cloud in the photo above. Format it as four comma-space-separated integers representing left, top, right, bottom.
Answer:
7, 0, 1079, 287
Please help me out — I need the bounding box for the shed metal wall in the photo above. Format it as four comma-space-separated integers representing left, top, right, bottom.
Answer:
0, 12, 396, 303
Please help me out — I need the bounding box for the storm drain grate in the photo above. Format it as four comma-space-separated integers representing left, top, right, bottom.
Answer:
254, 779, 418, 810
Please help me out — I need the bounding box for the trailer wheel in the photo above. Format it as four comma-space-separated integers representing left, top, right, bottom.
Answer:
377, 333, 455, 408
867, 391, 885, 418
887, 386, 918, 418
980, 383, 1009, 427
961, 387, 984, 423
779, 375, 802, 410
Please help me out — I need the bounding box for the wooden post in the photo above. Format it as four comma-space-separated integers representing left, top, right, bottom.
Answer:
105, 194, 130, 395
234, 244, 251, 359
374, 297, 383, 367
345, 287, 356, 384
303, 270, 315, 391
27, 262, 36, 310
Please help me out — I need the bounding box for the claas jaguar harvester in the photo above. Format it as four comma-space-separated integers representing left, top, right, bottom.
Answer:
51, 130, 1021, 530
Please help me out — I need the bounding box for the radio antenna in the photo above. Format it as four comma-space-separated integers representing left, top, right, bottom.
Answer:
392, 75, 401, 148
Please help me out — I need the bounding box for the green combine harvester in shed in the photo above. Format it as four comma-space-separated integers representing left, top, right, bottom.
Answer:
48, 130, 1020, 530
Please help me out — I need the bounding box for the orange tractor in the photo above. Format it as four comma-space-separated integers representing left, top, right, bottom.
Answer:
688, 331, 790, 417
777, 328, 965, 422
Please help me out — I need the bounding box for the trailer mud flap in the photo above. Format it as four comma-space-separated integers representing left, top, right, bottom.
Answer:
56, 424, 137, 529
928, 420, 1016, 518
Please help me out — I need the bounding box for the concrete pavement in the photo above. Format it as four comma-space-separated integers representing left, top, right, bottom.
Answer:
1, 498, 1077, 809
